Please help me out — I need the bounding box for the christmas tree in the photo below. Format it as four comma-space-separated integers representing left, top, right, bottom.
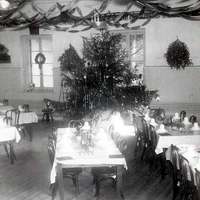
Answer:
59, 31, 157, 118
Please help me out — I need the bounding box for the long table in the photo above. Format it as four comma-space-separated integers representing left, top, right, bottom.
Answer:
18, 111, 38, 125
0, 125, 21, 164
156, 128, 200, 154
50, 127, 127, 200
0, 105, 14, 115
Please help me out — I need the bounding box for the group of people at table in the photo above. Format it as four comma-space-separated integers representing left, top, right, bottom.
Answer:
0, 101, 38, 163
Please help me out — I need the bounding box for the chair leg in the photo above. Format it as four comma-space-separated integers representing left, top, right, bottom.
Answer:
26, 125, 32, 142
3, 144, 9, 158
9, 143, 16, 164
49, 182, 58, 200
72, 175, 80, 195
94, 178, 100, 197
50, 113, 54, 122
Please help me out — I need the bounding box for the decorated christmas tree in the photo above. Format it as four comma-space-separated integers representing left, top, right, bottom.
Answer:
59, 31, 157, 118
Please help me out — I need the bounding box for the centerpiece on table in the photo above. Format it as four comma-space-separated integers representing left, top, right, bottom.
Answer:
79, 121, 94, 153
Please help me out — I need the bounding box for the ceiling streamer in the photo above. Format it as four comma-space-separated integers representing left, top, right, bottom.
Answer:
0, 0, 200, 32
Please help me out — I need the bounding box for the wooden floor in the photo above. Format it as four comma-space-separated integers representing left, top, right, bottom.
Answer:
0, 121, 173, 200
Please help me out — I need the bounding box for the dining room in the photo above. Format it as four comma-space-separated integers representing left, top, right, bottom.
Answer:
0, 0, 200, 200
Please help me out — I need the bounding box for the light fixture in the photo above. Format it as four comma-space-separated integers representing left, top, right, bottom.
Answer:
0, 0, 10, 9
93, 11, 101, 26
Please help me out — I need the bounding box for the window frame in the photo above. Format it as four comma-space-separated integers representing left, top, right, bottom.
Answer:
110, 29, 145, 83
21, 34, 54, 92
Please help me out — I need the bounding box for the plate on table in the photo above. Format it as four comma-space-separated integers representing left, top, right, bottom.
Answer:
158, 132, 171, 136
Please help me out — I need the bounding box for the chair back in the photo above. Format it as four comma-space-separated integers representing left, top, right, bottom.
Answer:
189, 115, 197, 124
149, 125, 158, 150
47, 128, 57, 165
195, 168, 200, 200
149, 108, 165, 122
3, 99, 8, 106
180, 155, 195, 184
68, 120, 84, 130
195, 168, 200, 187
5, 109, 19, 126
141, 117, 150, 144
23, 104, 30, 112
180, 110, 186, 122
170, 145, 181, 171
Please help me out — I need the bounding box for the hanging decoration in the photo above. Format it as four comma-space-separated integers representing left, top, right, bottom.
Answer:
165, 38, 192, 70
0, 0, 200, 32
35, 52, 46, 65
0, 43, 11, 63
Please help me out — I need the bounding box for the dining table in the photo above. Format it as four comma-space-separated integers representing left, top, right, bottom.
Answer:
0, 118, 21, 164
155, 125, 200, 155
18, 111, 38, 141
155, 123, 200, 197
0, 105, 14, 115
50, 127, 127, 200
18, 111, 38, 125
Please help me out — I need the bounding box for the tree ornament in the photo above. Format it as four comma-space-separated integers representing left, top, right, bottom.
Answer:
165, 38, 192, 70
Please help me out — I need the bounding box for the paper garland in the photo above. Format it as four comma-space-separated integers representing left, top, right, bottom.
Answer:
0, 0, 200, 31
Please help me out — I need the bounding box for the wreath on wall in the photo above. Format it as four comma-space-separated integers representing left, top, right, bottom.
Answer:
165, 38, 192, 70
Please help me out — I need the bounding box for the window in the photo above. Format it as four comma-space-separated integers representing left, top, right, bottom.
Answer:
30, 35, 53, 88
113, 29, 145, 85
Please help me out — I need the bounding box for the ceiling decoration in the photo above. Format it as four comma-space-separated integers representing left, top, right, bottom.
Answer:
0, 0, 200, 32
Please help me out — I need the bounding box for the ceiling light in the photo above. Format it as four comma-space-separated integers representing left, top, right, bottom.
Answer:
0, 0, 10, 9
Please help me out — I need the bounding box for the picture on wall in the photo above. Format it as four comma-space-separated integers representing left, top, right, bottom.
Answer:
0, 43, 11, 63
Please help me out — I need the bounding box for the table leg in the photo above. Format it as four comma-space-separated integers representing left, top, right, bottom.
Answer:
3, 143, 9, 158
26, 124, 33, 141
116, 166, 125, 199
160, 149, 167, 180
9, 142, 16, 164
57, 164, 65, 200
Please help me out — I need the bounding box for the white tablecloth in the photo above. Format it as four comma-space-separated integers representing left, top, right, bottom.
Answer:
50, 128, 127, 184
156, 133, 200, 154
18, 112, 38, 124
0, 126, 21, 143
0, 106, 14, 115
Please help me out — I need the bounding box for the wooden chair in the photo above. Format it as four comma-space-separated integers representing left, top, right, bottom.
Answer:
2, 99, 8, 106
108, 125, 128, 154
168, 145, 182, 200
189, 115, 197, 124
139, 117, 150, 161
4, 109, 19, 126
149, 108, 166, 123
3, 109, 19, 164
195, 168, 200, 200
180, 110, 186, 122
68, 120, 84, 129
178, 155, 197, 200
143, 125, 159, 172
134, 116, 148, 160
42, 100, 54, 122
22, 104, 30, 112
91, 166, 118, 197
48, 128, 82, 198
92, 124, 125, 198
